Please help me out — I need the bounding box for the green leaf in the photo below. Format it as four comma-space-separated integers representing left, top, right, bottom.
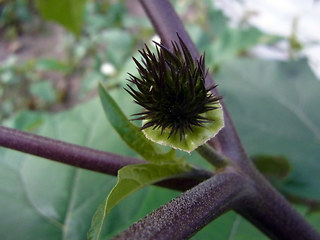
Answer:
35, 59, 70, 72
208, 27, 264, 66
217, 58, 320, 200
100, 30, 134, 67
29, 81, 56, 103
252, 155, 291, 179
98, 83, 183, 164
193, 212, 269, 240
35, 0, 86, 35
87, 162, 191, 240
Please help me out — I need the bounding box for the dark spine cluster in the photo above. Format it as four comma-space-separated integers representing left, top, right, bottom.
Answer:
125, 36, 221, 140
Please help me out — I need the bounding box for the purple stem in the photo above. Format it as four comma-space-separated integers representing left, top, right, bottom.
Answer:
0, 125, 212, 191
237, 173, 320, 239
0, 125, 141, 175
113, 171, 252, 240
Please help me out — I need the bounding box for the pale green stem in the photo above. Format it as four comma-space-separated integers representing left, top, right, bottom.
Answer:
196, 143, 229, 168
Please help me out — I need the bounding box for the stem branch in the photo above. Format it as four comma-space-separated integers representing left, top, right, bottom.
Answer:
196, 143, 229, 168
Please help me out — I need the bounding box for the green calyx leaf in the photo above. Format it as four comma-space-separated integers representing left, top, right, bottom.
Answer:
143, 103, 224, 153
87, 162, 192, 240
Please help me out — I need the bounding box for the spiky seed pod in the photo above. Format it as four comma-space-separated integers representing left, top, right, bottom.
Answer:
125, 36, 224, 152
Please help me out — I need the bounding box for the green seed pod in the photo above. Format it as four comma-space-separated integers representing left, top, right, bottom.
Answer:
125, 36, 224, 152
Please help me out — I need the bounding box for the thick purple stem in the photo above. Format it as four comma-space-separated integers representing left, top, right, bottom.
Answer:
0, 125, 212, 191
113, 172, 252, 240
0, 125, 141, 175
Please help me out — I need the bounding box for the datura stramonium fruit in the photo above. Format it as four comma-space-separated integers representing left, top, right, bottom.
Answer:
125, 36, 224, 153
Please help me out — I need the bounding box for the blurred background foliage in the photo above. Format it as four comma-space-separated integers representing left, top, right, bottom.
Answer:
0, 0, 319, 239
0, 0, 283, 123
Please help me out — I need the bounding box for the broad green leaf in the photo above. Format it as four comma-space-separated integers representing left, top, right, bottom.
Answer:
217, 58, 320, 200
304, 210, 320, 228
193, 204, 320, 240
192, 212, 269, 240
88, 162, 191, 240
35, 0, 86, 35
98, 83, 183, 164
